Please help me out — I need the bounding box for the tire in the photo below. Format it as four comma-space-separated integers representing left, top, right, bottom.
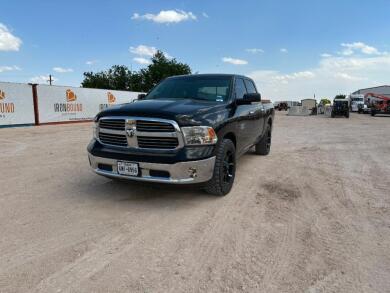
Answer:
371, 110, 376, 116
345, 112, 349, 118
255, 124, 272, 156
331, 112, 335, 118
204, 139, 236, 196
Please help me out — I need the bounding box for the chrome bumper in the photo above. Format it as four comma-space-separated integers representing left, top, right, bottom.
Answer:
88, 154, 216, 184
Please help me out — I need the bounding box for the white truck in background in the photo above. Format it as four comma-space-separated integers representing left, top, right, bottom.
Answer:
349, 94, 365, 112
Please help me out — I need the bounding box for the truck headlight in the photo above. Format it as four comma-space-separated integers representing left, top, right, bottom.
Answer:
181, 126, 218, 145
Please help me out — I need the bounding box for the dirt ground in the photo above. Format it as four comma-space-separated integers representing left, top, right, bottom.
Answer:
0, 112, 389, 293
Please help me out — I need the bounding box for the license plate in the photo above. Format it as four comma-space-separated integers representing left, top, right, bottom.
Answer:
117, 161, 139, 176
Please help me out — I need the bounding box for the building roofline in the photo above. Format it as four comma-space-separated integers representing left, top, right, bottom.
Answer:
353, 85, 390, 93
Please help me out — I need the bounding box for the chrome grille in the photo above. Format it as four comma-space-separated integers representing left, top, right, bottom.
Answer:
97, 117, 182, 150
137, 136, 179, 149
99, 132, 128, 147
136, 120, 175, 132
99, 119, 125, 131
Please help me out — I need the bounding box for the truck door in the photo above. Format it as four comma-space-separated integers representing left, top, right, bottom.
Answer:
244, 79, 264, 140
234, 78, 258, 151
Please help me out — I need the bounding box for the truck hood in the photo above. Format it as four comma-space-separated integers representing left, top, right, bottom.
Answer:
97, 98, 230, 127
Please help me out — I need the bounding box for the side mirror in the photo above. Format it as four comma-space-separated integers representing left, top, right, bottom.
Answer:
138, 93, 146, 100
236, 93, 261, 105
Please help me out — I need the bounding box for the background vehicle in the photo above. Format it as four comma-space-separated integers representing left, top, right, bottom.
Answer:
349, 94, 365, 112
368, 93, 390, 116
358, 103, 371, 114
88, 74, 275, 196
275, 102, 289, 111
331, 99, 349, 118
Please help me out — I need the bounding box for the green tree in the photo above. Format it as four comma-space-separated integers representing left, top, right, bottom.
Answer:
320, 98, 331, 105
334, 94, 346, 100
139, 51, 192, 91
81, 51, 191, 92
81, 65, 133, 90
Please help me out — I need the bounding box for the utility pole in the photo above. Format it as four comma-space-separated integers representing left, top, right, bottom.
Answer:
47, 74, 53, 85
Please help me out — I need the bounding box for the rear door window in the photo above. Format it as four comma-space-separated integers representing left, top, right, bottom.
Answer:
235, 78, 247, 99
244, 80, 257, 94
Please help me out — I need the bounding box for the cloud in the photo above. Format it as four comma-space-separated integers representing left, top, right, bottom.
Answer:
222, 57, 248, 65
202, 12, 209, 18
133, 57, 151, 65
321, 53, 332, 58
340, 42, 384, 56
30, 75, 58, 84
53, 67, 73, 73
246, 48, 264, 54
0, 23, 22, 51
86, 60, 98, 65
0, 65, 21, 73
248, 44, 390, 100
129, 44, 171, 61
280, 48, 288, 53
131, 10, 196, 24
130, 45, 157, 57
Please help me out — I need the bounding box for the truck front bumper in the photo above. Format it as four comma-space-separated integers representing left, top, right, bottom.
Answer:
88, 154, 215, 184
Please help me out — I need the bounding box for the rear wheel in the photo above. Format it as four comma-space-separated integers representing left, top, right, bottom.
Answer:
331, 111, 335, 118
255, 124, 272, 156
345, 112, 349, 118
371, 110, 376, 116
204, 139, 236, 196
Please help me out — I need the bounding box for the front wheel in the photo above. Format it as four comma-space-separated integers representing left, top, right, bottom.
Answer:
204, 139, 236, 196
255, 125, 272, 155
371, 110, 376, 116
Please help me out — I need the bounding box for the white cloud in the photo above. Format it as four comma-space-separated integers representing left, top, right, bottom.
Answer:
53, 67, 73, 73
133, 57, 151, 65
131, 10, 196, 24
246, 48, 264, 54
0, 65, 21, 73
202, 12, 209, 18
273, 71, 315, 84
340, 42, 383, 56
0, 23, 22, 51
86, 60, 98, 65
30, 75, 58, 84
280, 48, 288, 53
321, 53, 332, 58
129, 44, 172, 60
249, 46, 390, 100
222, 57, 248, 65
130, 45, 157, 57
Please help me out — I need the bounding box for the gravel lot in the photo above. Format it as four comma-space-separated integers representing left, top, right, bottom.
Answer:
0, 112, 389, 293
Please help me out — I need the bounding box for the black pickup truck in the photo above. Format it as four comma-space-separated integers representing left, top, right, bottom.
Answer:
88, 74, 274, 195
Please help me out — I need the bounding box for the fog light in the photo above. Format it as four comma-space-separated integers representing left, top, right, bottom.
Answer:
188, 167, 197, 178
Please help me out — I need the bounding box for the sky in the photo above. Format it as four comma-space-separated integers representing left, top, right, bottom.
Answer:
1, 0, 390, 101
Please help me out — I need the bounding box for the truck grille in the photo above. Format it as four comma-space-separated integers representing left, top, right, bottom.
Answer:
137, 136, 179, 149
136, 120, 175, 132
99, 133, 128, 147
97, 117, 182, 149
99, 119, 125, 131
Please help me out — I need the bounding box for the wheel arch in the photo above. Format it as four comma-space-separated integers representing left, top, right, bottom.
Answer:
222, 132, 236, 148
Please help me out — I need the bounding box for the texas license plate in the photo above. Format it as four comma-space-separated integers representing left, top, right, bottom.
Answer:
117, 161, 139, 176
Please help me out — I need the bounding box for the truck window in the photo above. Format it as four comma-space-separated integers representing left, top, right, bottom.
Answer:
235, 78, 247, 99
146, 77, 232, 102
244, 80, 257, 94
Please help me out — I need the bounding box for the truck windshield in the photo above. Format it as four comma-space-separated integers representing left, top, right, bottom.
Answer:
146, 76, 232, 102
